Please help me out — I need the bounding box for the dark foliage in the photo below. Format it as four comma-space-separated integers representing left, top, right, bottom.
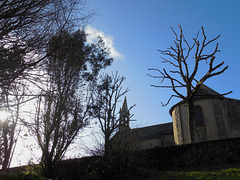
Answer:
142, 137, 240, 171
29, 30, 113, 178
0, 0, 92, 92
5, 137, 240, 179
0, 1, 92, 170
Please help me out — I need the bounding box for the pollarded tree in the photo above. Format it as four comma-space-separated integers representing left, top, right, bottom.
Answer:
149, 25, 231, 143
28, 30, 113, 178
91, 72, 135, 156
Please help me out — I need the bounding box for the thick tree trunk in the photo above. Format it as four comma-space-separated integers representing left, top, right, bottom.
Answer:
104, 133, 110, 157
187, 98, 195, 144
41, 149, 54, 179
43, 157, 54, 178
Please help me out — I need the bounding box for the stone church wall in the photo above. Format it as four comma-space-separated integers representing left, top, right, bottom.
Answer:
139, 134, 175, 149
222, 98, 240, 138
172, 97, 240, 145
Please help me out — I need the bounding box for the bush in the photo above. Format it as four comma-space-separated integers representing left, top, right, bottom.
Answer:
0, 171, 46, 180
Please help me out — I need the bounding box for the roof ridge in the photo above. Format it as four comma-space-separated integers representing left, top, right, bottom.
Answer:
132, 122, 172, 130
197, 84, 221, 96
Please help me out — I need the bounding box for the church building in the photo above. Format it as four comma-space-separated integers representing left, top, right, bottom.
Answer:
117, 97, 175, 149
171, 84, 240, 145
116, 85, 240, 149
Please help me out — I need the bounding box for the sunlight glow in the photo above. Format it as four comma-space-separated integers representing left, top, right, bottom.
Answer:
0, 110, 11, 121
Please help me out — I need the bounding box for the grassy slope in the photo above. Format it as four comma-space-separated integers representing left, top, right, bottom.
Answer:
151, 168, 240, 180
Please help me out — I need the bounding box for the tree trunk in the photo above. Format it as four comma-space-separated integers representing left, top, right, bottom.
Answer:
104, 133, 110, 157
43, 157, 54, 178
2, 124, 11, 171
2, 151, 10, 171
187, 98, 195, 144
41, 149, 54, 179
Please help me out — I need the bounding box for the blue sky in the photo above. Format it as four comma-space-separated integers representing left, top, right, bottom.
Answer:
85, 1, 240, 127
9, 0, 240, 167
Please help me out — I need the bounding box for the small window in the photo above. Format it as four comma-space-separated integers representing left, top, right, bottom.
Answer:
194, 105, 204, 127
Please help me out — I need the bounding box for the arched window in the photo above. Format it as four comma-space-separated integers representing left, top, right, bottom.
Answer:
194, 105, 204, 127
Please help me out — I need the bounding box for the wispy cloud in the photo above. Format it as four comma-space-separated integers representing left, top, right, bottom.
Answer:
85, 25, 124, 60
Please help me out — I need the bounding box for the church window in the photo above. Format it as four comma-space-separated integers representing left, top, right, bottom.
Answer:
194, 105, 204, 127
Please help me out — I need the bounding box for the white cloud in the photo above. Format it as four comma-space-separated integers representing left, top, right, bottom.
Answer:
85, 25, 124, 60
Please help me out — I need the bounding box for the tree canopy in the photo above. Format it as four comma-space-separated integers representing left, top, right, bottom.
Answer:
28, 30, 113, 178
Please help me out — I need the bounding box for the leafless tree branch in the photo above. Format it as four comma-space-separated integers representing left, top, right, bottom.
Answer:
149, 25, 230, 143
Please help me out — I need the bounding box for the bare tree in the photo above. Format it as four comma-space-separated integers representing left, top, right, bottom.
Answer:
149, 25, 230, 143
26, 30, 112, 178
107, 129, 141, 175
0, 84, 26, 171
91, 72, 135, 156
0, 1, 95, 171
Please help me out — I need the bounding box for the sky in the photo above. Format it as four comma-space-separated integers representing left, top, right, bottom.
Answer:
9, 0, 240, 167
84, 0, 240, 127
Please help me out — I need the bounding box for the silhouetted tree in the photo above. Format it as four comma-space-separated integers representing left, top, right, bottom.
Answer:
107, 129, 140, 175
91, 72, 135, 156
0, 1, 96, 174
27, 30, 113, 178
0, 0, 94, 172
0, 0, 93, 93
0, 84, 25, 171
149, 25, 230, 143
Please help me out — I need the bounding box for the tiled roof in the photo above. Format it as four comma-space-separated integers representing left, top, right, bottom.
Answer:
169, 84, 224, 115
194, 84, 221, 97
130, 122, 173, 140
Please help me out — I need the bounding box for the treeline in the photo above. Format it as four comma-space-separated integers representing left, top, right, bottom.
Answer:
0, 1, 133, 179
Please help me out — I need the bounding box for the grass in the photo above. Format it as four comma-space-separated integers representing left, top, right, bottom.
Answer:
149, 168, 240, 180
1, 167, 240, 180
3, 162, 240, 180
